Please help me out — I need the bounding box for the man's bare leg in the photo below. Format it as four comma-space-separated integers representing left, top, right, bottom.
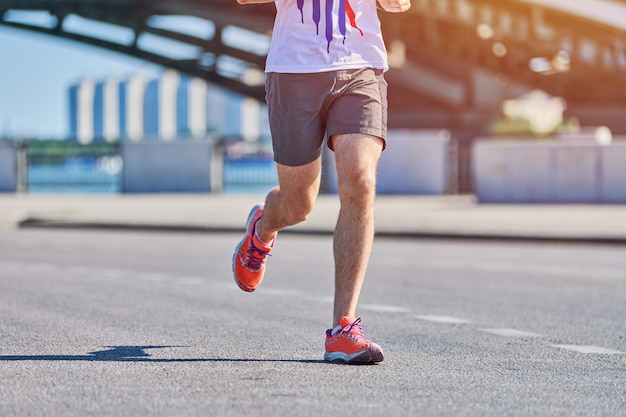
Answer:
255, 158, 322, 243
330, 133, 383, 328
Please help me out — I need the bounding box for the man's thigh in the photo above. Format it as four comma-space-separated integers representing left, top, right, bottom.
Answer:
276, 157, 322, 207
331, 133, 383, 188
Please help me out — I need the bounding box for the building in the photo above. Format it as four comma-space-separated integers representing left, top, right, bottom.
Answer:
68, 78, 95, 144
93, 76, 120, 142
118, 74, 146, 142
68, 70, 269, 143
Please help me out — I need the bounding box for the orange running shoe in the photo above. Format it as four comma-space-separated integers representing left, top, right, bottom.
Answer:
324, 317, 384, 364
232, 204, 273, 292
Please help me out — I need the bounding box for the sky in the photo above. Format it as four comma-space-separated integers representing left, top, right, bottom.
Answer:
0, 26, 164, 140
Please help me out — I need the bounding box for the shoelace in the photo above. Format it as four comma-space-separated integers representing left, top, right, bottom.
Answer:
243, 240, 271, 270
343, 318, 368, 343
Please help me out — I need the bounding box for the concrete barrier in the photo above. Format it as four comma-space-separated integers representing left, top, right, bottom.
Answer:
472, 139, 626, 203
121, 141, 212, 193
378, 130, 450, 194
323, 129, 450, 195
601, 144, 626, 203
476, 143, 554, 203
553, 146, 599, 203
0, 142, 18, 192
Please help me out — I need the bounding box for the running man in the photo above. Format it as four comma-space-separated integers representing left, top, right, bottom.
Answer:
233, 0, 411, 364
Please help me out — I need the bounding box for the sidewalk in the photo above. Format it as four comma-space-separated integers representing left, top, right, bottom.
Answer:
2, 193, 626, 244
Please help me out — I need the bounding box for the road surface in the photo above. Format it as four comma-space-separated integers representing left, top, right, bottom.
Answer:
0, 229, 624, 416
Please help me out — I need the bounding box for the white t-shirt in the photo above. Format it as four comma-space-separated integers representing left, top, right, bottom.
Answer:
265, 0, 388, 73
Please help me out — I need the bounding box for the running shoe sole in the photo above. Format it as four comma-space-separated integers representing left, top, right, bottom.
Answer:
324, 347, 384, 364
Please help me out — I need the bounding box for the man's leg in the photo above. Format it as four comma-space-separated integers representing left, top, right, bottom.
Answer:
330, 133, 383, 327
255, 157, 322, 243
232, 157, 322, 292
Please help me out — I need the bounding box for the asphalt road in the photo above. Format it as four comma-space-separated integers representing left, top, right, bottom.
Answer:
1, 229, 625, 417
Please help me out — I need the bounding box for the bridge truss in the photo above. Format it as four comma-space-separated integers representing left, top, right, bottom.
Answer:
2, 0, 626, 131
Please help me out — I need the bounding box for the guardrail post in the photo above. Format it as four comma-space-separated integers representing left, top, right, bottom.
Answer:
16, 141, 28, 194
210, 140, 224, 194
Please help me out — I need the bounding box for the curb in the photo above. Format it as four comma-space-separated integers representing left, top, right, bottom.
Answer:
18, 217, 626, 246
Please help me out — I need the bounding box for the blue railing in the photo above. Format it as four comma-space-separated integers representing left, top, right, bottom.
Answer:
223, 156, 278, 193
24, 141, 276, 194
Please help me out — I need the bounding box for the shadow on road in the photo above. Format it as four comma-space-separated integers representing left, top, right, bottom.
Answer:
0, 345, 326, 364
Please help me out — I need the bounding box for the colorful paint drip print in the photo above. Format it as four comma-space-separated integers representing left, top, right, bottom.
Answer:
297, 0, 364, 53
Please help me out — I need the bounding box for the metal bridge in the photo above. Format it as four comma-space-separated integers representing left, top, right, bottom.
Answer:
2, 0, 626, 132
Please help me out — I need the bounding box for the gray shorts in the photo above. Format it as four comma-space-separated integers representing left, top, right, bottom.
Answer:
265, 68, 388, 166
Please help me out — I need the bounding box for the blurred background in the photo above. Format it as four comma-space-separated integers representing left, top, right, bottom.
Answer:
1, 0, 625, 202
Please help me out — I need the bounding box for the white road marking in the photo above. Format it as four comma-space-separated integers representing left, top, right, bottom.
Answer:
415, 315, 472, 324
552, 344, 625, 354
309, 295, 334, 303
209, 282, 239, 291
479, 328, 543, 338
68, 265, 93, 275
26, 262, 57, 271
98, 269, 128, 279
137, 273, 170, 282
360, 304, 411, 313
178, 277, 205, 285
260, 288, 304, 297
390, 258, 626, 280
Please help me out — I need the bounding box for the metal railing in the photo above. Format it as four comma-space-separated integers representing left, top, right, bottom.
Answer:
25, 141, 122, 193
10, 140, 277, 194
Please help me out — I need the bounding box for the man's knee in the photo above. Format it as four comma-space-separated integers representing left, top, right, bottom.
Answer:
284, 198, 314, 224
274, 158, 322, 225
338, 169, 377, 203
333, 134, 381, 192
